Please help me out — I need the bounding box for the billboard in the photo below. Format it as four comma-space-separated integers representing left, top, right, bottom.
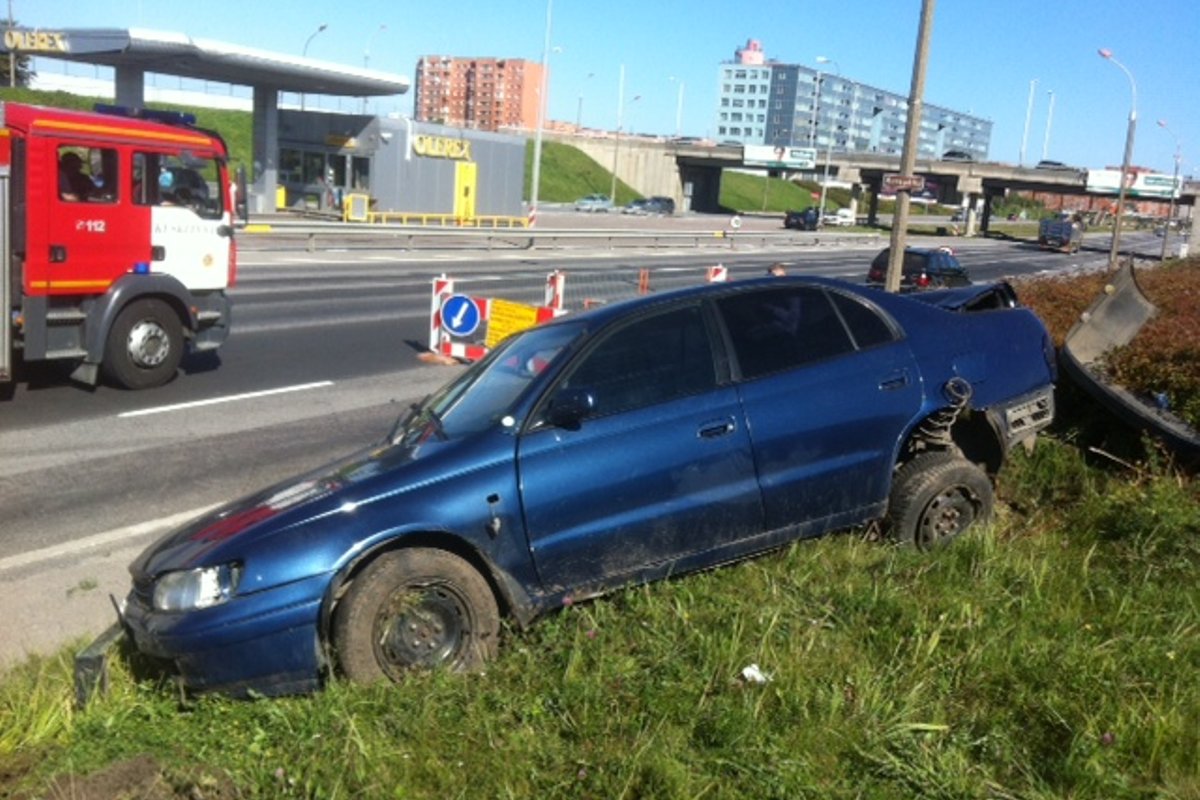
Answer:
1086, 170, 1181, 199
743, 145, 817, 169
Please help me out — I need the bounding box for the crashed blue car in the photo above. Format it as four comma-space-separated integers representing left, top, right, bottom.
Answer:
82, 276, 1056, 697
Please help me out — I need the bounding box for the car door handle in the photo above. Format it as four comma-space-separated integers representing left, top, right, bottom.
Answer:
879, 369, 910, 391
698, 418, 736, 439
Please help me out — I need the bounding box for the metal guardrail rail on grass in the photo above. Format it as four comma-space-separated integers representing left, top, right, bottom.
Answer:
239, 219, 869, 253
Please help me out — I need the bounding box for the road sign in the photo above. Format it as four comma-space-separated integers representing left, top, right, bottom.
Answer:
441, 294, 482, 337
883, 173, 927, 192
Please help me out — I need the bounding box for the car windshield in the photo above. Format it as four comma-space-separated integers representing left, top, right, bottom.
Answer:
390, 321, 586, 445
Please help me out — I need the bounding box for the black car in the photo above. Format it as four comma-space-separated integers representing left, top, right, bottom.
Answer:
784, 207, 820, 231
645, 196, 675, 215
867, 247, 970, 289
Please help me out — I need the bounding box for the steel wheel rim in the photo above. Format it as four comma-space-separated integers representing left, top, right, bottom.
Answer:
127, 319, 171, 368
917, 486, 978, 546
374, 584, 468, 677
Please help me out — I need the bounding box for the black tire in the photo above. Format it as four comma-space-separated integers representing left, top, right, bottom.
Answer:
102, 298, 183, 389
333, 548, 500, 684
886, 451, 993, 548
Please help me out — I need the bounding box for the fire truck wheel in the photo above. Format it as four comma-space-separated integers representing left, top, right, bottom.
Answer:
103, 299, 184, 389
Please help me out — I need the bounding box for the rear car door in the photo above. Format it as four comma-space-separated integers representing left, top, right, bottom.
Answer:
518, 302, 764, 588
716, 285, 923, 532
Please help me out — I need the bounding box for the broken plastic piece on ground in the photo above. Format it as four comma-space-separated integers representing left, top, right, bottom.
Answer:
740, 663, 772, 684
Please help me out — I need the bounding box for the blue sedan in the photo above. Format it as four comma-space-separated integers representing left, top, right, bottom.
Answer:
86, 275, 1056, 696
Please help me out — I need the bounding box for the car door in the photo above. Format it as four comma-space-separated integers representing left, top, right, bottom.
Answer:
716, 285, 922, 533
517, 303, 764, 589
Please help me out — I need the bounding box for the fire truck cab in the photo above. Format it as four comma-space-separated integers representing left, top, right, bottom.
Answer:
1, 101, 238, 390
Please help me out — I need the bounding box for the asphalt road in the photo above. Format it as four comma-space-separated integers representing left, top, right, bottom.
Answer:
0, 217, 1165, 668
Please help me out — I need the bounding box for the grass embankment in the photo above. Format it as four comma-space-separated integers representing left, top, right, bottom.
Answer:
2, 438, 1196, 798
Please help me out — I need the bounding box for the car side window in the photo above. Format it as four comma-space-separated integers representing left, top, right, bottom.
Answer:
560, 305, 716, 417
827, 290, 897, 349
717, 287, 855, 379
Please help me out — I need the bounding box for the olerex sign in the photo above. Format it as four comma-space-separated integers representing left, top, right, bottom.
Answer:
1086, 169, 1181, 199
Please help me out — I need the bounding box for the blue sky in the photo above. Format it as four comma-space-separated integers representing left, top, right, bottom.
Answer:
18, 0, 1199, 176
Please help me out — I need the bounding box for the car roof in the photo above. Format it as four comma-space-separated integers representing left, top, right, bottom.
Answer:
537, 274, 896, 332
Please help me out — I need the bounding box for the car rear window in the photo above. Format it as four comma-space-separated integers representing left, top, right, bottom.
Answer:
828, 291, 897, 349
717, 287, 855, 379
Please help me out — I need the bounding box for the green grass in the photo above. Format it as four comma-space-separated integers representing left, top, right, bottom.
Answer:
0, 87, 255, 177
2, 435, 1197, 798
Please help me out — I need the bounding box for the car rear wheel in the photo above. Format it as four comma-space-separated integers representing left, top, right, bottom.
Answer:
333, 548, 500, 683
886, 451, 993, 548
102, 298, 184, 389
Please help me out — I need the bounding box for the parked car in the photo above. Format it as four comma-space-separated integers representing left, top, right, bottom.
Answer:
822, 208, 855, 227
942, 150, 975, 162
784, 207, 820, 231
645, 196, 676, 215
621, 198, 650, 215
574, 193, 612, 212
88, 276, 1056, 697
867, 247, 971, 289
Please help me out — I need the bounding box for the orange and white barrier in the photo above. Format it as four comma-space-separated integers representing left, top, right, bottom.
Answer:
428, 265, 727, 363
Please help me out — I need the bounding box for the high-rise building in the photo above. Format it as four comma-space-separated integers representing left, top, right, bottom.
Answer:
716, 39, 992, 160
413, 56, 545, 132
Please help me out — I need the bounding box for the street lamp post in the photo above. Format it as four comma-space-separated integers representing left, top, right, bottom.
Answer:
300, 23, 328, 111
362, 24, 386, 113
1020, 78, 1037, 166
1157, 119, 1183, 261
1041, 89, 1055, 161
610, 87, 641, 204
529, 0, 553, 225
669, 76, 685, 137
1099, 48, 1137, 269
815, 56, 840, 226
576, 72, 593, 129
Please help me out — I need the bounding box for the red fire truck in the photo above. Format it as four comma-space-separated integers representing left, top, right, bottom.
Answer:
0, 101, 241, 390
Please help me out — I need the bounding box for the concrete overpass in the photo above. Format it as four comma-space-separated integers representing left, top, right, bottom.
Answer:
551, 132, 1196, 230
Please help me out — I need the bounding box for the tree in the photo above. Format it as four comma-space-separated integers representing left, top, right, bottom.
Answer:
1, 24, 37, 88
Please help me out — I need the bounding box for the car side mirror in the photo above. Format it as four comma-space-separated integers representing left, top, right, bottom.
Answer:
546, 388, 595, 431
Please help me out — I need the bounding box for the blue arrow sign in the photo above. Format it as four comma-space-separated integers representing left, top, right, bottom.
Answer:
441, 294, 481, 337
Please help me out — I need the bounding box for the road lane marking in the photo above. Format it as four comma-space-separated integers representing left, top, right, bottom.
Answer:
118, 381, 334, 418
0, 504, 220, 574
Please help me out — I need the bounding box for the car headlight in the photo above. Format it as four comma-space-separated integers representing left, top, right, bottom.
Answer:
152, 564, 242, 612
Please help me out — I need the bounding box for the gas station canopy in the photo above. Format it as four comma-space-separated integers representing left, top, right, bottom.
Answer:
1, 27, 410, 96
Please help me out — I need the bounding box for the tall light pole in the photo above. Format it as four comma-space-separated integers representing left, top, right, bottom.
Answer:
669, 76, 685, 137
1041, 89, 1055, 161
1020, 77, 1038, 166
300, 23, 328, 111
363, 23, 385, 68
1099, 48, 1137, 269
610, 87, 641, 204
362, 24, 386, 113
576, 71, 593, 129
815, 56, 841, 224
1157, 119, 1182, 261
529, 0, 553, 225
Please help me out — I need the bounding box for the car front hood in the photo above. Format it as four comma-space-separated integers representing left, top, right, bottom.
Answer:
129, 437, 434, 579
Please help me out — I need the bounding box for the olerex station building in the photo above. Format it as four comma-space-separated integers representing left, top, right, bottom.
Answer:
1, 27, 528, 220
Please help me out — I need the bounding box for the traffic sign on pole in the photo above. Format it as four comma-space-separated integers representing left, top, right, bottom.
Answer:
883, 173, 926, 192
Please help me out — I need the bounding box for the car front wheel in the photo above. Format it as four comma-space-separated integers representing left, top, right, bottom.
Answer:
886, 451, 993, 548
333, 548, 500, 683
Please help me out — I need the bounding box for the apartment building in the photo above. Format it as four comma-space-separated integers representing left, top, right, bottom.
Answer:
716, 39, 992, 161
414, 55, 545, 132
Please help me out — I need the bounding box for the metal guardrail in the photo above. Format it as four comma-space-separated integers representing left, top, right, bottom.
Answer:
238, 218, 875, 253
